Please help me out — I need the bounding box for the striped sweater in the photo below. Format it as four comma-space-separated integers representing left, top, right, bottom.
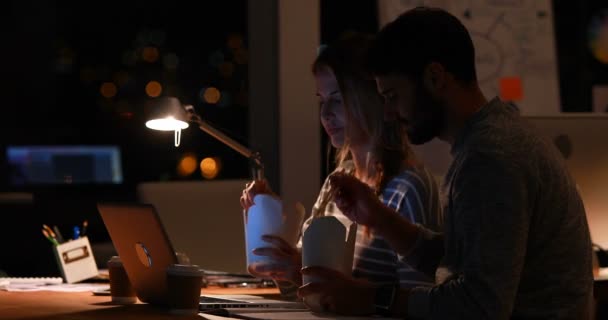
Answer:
299, 161, 443, 288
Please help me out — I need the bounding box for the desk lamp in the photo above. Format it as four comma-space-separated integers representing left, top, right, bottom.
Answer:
145, 96, 264, 180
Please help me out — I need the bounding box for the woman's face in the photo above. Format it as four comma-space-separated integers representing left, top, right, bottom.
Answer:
315, 67, 346, 148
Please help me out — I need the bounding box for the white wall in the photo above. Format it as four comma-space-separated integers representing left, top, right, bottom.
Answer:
278, 1, 321, 212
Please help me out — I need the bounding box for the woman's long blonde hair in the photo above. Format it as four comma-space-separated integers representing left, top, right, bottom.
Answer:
312, 32, 414, 194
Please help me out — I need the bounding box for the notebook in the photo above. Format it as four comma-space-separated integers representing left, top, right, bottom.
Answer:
0, 277, 63, 285
97, 202, 305, 310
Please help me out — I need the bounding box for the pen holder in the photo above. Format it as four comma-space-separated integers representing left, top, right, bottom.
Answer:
52, 236, 99, 283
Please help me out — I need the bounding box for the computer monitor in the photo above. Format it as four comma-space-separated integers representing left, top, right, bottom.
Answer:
5, 145, 123, 186
412, 114, 608, 248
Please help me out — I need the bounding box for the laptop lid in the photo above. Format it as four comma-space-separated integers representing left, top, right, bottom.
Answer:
98, 203, 178, 305
136, 180, 249, 274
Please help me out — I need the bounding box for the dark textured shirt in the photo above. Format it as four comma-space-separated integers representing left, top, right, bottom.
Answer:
406, 97, 593, 319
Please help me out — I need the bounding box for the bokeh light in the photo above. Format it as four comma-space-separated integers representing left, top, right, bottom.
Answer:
97, 66, 112, 79
218, 62, 234, 78
113, 71, 130, 87
177, 153, 198, 177
146, 81, 163, 97
55, 47, 74, 73
163, 84, 180, 97
217, 91, 232, 107
116, 100, 133, 119
100, 82, 118, 98
227, 33, 244, 49
203, 87, 221, 104
208, 50, 224, 68
63, 175, 73, 184
97, 98, 113, 111
200, 157, 221, 179
149, 30, 167, 46
142, 46, 160, 63
80, 67, 96, 83
59, 47, 73, 57
233, 48, 248, 65
588, 11, 608, 64
163, 53, 179, 70
122, 50, 138, 66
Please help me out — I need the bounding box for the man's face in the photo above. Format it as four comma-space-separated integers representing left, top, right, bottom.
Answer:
375, 74, 445, 145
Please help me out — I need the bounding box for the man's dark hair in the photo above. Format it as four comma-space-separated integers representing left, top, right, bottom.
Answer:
312, 32, 375, 81
368, 7, 477, 83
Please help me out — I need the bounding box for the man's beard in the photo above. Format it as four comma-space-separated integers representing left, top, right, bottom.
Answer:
403, 85, 445, 145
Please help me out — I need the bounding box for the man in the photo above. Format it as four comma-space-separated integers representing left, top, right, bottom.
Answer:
298, 7, 593, 319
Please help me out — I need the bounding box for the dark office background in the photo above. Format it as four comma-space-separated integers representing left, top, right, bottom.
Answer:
0, 0, 251, 276
0, 0, 607, 276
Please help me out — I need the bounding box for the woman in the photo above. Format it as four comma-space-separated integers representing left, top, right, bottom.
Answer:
240, 33, 442, 298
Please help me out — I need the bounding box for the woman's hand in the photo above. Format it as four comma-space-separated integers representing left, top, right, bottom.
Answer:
248, 235, 302, 286
240, 180, 274, 212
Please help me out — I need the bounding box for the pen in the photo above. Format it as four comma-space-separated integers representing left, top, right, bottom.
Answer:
42, 224, 54, 237
73, 226, 80, 240
81, 220, 88, 237
52, 225, 65, 243
42, 229, 60, 246
43, 225, 60, 244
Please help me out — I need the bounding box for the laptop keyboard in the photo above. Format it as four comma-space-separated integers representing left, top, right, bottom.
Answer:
199, 296, 273, 310
200, 296, 248, 304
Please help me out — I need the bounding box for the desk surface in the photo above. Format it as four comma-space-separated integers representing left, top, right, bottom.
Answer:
0, 287, 280, 320
4, 282, 606, 320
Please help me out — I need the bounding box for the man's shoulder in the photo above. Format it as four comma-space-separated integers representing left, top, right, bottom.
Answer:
463, 111, 547, 164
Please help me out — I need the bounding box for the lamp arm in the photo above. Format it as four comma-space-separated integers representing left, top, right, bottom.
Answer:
248, 151, 265, 181
184, 105, 264, 180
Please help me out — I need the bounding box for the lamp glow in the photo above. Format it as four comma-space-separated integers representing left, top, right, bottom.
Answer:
145, 117, 189, 131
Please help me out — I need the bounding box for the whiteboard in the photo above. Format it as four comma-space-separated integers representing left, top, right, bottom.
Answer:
377, 0, 561, 115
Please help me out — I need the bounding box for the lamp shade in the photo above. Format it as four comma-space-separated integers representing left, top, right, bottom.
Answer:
145, 97, 190, 131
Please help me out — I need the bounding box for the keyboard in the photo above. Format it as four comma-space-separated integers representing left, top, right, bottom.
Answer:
0, 277, 63, 285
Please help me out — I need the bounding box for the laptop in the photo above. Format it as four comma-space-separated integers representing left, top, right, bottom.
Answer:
97, 202, 305, 310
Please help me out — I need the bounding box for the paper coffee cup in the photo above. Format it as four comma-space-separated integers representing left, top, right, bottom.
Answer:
107, 256, 137, 304
166, 264, 204, 315
244, 195, 305, 270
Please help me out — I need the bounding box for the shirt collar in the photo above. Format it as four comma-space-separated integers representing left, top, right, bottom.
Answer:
450, 96, 502, 156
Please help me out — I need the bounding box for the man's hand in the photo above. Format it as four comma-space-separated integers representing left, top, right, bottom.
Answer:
328, 172, 388, 229
248, 235, 302, 286
297, 266, 375, 315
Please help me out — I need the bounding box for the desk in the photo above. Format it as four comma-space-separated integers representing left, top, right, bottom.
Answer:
3, 283, 604, 320
0, 287, 279, 320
